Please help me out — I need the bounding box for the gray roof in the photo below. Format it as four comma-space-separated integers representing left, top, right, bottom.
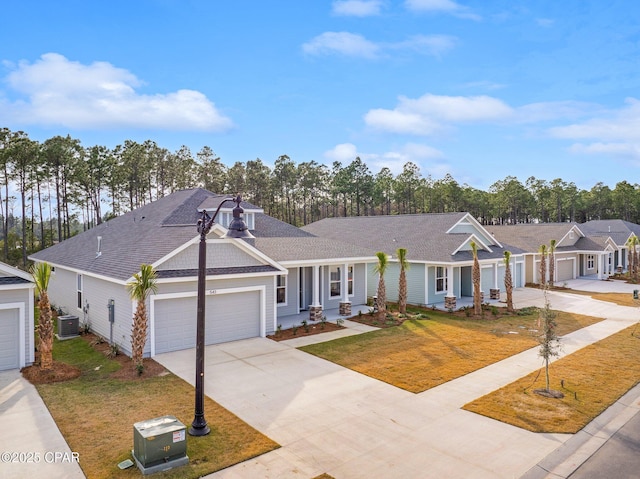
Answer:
302, 213, 524, 263
30, 188, 376, 280
580, 219, 640, 246
488, 223, 580, 253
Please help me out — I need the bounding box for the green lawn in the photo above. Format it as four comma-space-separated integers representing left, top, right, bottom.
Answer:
299, 309, 602, 393
34, 337, 278, 479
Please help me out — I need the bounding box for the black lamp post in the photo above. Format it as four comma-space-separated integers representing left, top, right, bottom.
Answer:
189, 195, 253, 436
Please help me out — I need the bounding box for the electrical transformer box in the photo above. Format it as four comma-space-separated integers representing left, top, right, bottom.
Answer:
132, 415, 188, 474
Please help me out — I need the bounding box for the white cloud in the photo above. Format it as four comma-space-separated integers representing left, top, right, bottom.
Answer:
0, 53, 234, 131
536, 18, 555, 28
404, 0, 481, 20
332, 0, 383, 16
302, 32, 380, 58
324, 142, 444, 174
365, 94, 513, 135
568, 142, 640, 157
303, 32, 458, 59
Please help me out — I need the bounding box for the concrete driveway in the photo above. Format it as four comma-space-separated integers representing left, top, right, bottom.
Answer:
0, 369, 84, 479
155, 285, 640, 479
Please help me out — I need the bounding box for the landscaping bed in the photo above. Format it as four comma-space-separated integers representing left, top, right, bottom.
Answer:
23, 335, 279, 479
267, 319, 345, 341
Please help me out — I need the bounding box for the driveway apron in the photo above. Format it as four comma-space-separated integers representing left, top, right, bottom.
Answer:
155, 287, 640, 479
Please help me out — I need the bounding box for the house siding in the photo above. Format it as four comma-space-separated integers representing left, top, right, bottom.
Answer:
0, 285, 34, 367
276, 268, 298, 317
158, 242, 263, 270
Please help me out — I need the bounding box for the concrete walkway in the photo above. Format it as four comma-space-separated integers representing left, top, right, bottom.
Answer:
155, 285, 640, 479
0, 369, 84, 479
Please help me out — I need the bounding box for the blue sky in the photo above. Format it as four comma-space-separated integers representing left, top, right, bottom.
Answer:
1, 0, 639, 190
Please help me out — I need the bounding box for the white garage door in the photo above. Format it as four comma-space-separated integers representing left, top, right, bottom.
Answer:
556, 259, 574, 282
154, 291, 261, 354
0, 308, 19, 371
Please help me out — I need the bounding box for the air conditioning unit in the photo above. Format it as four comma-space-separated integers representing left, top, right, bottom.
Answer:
132, 415, 188, 475
57, 315, 79, 339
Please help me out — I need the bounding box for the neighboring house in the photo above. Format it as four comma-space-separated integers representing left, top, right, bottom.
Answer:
30, 189, 375, 357
580, 219, 640, 273
489, 222, 625, 282
0, 262, 34, 371
303, 213, 526, 310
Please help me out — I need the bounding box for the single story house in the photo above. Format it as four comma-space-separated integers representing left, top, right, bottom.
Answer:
303, 213, 526, 310
0, 262, 34, 371
30, 189, 375, 357
489, 222, 632, 283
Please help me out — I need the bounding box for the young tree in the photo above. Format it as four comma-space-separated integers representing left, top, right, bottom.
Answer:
374, 251, 388, 319
127, 264, 158, 373
396, 248, 409, 314
535, 289, 563, 397
548, 239, 557, 287
538, 244, 547, 288
31, 262, 53, 370
471, 241, 482, 316
503, 251, 514, 313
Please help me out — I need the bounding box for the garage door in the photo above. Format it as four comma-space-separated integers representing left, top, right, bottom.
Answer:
154, 291, 261, 354
0, 308, 19, 371
556, 259, 574, 282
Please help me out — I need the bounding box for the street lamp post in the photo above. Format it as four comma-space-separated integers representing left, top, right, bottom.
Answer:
189, 195, 253, 436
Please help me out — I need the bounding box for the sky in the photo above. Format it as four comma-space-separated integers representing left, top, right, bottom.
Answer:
1, 0, 639, 191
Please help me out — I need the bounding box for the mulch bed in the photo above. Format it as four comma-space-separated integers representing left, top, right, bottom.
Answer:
267, 320, 345, 341
21, 359, 81, 384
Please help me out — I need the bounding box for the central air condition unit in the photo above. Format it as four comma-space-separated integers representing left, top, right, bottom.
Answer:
132, 415, 189, 475
57, 315, 79, 339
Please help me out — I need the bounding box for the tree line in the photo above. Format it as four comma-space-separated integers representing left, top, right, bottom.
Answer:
1, 127, 639, 267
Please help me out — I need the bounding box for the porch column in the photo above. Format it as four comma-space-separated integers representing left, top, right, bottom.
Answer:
617, 247, 623, 273
444, 265, 456, 310
309, 265, 323, 321
597, 253, 603, 280
339, 263, 351, 316
490, 262, 500, 300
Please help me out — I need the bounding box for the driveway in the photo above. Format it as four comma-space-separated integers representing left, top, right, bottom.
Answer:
155, 286, 640, 479
0, 369, 84, 479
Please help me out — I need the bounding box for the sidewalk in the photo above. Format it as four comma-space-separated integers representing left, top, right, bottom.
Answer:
0, 369, 85, 479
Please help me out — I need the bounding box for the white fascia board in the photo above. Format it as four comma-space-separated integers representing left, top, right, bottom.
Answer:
0, 261, 33, 282
451, 233, 493, 256
448, 213, 503, 248
278, 256, 378, 268
155, 269, 283, 284
30, 259, 128, 286
0, 282, 35, 291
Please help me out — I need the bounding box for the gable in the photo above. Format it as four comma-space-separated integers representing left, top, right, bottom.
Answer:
447, 214, 500, 247
157, 241, 265, 272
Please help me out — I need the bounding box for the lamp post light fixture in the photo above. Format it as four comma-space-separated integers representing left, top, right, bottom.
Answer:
189, 194, 254, 436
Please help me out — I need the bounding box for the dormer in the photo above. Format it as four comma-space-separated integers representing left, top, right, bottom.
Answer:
197, 195, 263, 232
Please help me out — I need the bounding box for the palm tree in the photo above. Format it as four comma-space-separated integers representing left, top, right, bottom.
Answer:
538, 244, 547, 289
548, 239, 557, 287
31, 262, 53, 370
471, 241, 481, 316
396, 248, 410, 314
503, 251, 514, 313
127, 264, 158, 373
626, 236, 637, 281
374, 252, 388, 319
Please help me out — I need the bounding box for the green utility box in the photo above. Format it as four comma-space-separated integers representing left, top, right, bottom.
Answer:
132, 415, 188, 475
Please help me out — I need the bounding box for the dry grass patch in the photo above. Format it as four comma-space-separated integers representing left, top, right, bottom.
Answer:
463, 324, 640, 433
299, 309, 601, 393
33, 337, 278, 479
563, 289, 639, 307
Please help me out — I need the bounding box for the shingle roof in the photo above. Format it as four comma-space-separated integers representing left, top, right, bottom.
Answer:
580, 219, 640, 246
156, 265, 279, 278
302, 213, 524, 262
29, 188, 376, 280
488, 223, 580, 252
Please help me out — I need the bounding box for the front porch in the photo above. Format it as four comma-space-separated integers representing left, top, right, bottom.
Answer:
278, 304, 372, 330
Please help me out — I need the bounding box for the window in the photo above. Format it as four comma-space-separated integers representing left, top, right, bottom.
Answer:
436, 267, 448, 293
218, 211, 255, 230
276, 275, 286, 304
330, 266, 341, 297
77, 274, 83, 309
348, 266, 354, 295
587, 255, 595, 270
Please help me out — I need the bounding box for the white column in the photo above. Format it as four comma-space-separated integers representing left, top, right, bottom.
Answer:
342, 263, 349, 303
312, 265, 320, 306
493, 263, 499, 289
447, 265, 454, 297
597, 253, 603, 280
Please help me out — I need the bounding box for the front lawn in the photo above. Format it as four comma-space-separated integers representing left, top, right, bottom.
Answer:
463, 324, 640, 433
299, 308, 601, 393
30, 337, 279, 479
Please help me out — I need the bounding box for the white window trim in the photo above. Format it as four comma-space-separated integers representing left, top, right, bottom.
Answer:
276, 274, 287, 306
329, 265, 355, 299
330, 266, 341, 298
77, 274, 83, 310
587, 254, 595, 270
435, 266, 448, 294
